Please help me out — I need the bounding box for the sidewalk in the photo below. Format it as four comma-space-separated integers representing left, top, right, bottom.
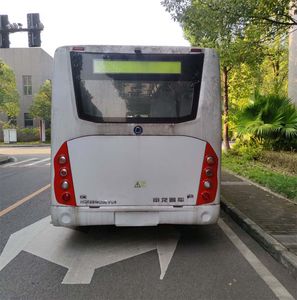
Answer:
0, 146, 50, 155
0, 143, 50, 147
221, 169, 297, 279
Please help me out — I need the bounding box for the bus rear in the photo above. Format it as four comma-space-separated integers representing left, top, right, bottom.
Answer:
51, 46, 221, 227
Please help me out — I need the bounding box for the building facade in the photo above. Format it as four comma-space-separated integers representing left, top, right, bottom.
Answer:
0, 48, 53, 137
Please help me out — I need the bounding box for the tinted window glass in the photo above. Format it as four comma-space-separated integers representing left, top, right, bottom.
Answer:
71, 52, 204, 123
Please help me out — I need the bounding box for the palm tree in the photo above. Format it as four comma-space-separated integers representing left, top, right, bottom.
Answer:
237, 94, 297, 150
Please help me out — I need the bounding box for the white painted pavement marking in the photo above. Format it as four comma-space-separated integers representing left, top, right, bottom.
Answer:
23, 158, 50, 167
157, 226, 180, 280
1, 158, 37, 168
218, 219, 295, 300
45, 163, 51, 166
0, 216, 179, 284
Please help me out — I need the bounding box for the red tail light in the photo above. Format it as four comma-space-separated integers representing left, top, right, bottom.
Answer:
196, 143, 218, 205
54, 142, 76, 206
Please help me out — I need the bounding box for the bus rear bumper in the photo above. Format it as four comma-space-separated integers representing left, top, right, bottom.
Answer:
51, 204, 220, 227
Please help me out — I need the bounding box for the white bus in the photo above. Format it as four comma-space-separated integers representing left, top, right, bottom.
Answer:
51, 45, 221, 227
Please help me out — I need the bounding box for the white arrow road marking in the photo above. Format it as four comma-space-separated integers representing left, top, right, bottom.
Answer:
0, 216, 179, 284
0, 216, 50, 270
157, 226, 180, 280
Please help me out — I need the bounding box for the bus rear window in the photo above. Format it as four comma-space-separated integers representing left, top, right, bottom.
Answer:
70, 52, 204, 123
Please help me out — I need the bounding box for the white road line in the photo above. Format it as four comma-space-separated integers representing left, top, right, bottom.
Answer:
2, 158, 37, 168
45, 163, 51, 166
218, 219, 295, 300
23, 158, 50, 167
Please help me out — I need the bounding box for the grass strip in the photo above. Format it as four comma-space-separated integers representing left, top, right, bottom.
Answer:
222, 154, 297, 202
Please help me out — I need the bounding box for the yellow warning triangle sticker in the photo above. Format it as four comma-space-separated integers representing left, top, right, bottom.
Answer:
134, 182, 141, 188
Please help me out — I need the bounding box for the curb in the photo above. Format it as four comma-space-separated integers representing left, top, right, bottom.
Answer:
0, 156, 14, 165
221, 196, 297, 280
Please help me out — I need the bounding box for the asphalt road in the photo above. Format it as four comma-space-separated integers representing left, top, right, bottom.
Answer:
0, 148, 296, 300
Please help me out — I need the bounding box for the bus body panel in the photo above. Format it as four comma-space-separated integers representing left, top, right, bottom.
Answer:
51, 204, 220, 227
51, 45, 221, 227
51, 46, 220, 154
67, 135, 206, 207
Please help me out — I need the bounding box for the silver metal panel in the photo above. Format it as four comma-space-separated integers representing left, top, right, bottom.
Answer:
68, 135, 206, 206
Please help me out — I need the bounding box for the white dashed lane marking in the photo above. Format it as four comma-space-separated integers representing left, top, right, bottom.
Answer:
2, 158, 37, 168
23, 158, 50, 166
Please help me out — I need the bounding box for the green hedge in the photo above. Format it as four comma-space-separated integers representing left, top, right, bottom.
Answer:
17, 128, 39, 142
45, 128, 51, 142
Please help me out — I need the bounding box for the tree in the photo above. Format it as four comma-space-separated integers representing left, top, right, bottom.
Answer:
30, 79, 52, 122
228, 37, 289, 138
163, 0, 296, 39
237, 94, 297, 150
257, 37, 289, 96
162, 0, 265, 150
30, 80, 51, 142
0, 60, 20, 127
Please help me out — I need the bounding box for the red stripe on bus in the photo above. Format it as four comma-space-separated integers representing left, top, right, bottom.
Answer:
54, 142, 77, 206
196, 143, 218, 205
